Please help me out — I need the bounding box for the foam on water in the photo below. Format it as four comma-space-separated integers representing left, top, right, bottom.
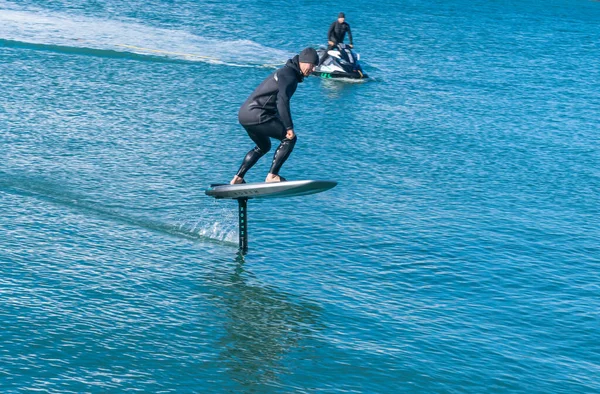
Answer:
0, 172, 237, 247
0, 2, 291, 67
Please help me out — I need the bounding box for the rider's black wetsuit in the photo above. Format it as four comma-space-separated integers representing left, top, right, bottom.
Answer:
328, 21, 353, 48
235, 55, 304, 179
318, 20, 353, 65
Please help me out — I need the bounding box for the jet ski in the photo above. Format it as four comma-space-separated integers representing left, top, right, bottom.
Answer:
313, 43, 368, 80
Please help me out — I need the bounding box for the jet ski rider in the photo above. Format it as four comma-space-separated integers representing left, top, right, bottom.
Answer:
328, 12, 353, 49
318, 12, 353, 66
230, 48, 319, 185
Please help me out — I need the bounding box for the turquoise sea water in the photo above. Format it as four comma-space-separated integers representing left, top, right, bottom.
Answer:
2, 0, 600, 392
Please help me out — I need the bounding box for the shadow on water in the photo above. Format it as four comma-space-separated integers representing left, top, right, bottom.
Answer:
210, 253, 323, 390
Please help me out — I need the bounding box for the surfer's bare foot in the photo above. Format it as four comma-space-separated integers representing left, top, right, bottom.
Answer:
265, 173, 286, 183
230, 175, 244, 185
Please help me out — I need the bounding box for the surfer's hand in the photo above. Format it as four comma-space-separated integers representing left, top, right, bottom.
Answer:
286, 129, 295, 139
349, 44, 354, 48
328, 40, 334, 46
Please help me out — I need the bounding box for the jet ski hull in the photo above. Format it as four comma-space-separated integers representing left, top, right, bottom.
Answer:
312, 44, 369, 80
312, 70, 368, 79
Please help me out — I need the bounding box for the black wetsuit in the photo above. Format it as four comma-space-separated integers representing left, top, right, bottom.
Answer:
328, 21, 353, 47
235, 56, 303, 178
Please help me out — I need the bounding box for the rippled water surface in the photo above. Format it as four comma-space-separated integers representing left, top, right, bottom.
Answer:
2, 0, 600, 392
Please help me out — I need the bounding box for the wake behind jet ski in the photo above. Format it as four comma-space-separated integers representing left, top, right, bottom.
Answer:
312, 43, 368, 80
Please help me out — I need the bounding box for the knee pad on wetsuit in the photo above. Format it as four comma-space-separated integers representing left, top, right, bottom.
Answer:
272, 135, 297, 166
282, 135, 297, 147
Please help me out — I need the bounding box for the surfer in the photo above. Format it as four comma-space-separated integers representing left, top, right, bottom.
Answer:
230, 47, 319, 185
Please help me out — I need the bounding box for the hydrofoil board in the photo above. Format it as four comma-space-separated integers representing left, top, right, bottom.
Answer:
205, 180, 337, 200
